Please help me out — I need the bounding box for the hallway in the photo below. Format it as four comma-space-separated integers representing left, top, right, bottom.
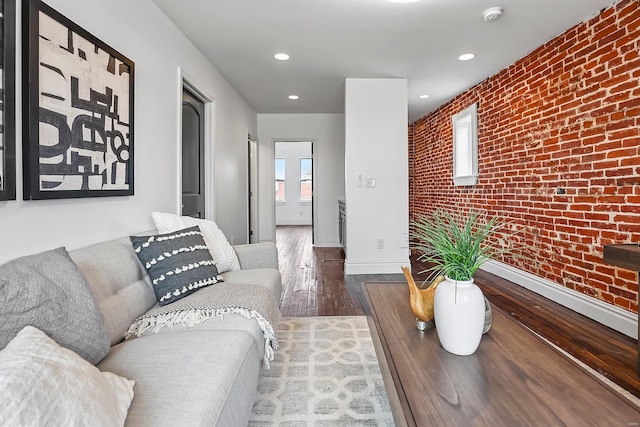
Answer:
276, 225, 364, 317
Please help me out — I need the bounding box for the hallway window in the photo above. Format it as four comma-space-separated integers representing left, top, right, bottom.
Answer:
300, 158, 312, 202
275, 158, 285, 203
452, 103, 478, 186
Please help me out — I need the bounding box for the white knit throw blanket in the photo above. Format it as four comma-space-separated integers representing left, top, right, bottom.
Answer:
124, 282, 281, 367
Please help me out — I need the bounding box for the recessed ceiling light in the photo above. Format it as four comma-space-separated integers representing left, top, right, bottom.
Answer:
458, 53, 476, 61
288, 95, 299, 100
274, 53, 290, 61
419, 94, 430, 99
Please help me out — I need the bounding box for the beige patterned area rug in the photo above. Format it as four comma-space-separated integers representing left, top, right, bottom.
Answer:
249, 316, 395, 426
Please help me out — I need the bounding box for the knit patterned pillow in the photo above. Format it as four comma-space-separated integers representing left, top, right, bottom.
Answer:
130, 226, 223, 306
0, 247, 110, 365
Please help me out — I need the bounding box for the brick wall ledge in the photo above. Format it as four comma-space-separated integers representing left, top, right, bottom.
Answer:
481, 259, 637, 339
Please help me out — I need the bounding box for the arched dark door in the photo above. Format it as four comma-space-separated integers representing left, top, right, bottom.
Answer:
182, 87, 205, 218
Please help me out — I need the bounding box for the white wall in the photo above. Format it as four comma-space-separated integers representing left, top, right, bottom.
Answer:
275, 142, 312, 226
257, 114, 345, 247
344, 78, 409, 274
0, 0, 256, 264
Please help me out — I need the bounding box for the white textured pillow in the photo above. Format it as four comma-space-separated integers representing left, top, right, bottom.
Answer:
0, 326, 135, 427
152, 212, 241, 273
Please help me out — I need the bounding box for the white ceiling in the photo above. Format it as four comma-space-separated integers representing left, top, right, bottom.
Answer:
152, 0, 615, 123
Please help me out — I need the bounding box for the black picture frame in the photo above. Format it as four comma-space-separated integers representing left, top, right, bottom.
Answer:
22, 0, 134, 200
0, 0, 16, 201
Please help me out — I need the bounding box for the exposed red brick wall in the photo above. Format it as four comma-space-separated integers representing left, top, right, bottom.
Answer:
410, 0, 640, 313
408, 123, 415, 218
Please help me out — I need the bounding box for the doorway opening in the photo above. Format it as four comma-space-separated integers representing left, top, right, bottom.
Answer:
248, 133, 258, 243
274, 140, 314, 246
179, 71, 214, 220
181, 87, 205, 218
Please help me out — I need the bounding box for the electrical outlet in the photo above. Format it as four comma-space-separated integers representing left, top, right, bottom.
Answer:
377, 239, 384, 249
365, 178, 376, 188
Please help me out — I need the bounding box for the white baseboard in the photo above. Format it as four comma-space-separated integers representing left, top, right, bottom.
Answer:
275, 219, 312, 226
481, 259, 637, 339
344, 258, 410, 275
313, 242, 341, 248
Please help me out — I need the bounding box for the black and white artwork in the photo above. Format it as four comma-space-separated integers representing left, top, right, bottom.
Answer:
23, 1, 134, 200
0, 0, 15, 201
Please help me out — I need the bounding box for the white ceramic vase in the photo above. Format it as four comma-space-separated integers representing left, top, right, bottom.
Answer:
434, 277, 485, 356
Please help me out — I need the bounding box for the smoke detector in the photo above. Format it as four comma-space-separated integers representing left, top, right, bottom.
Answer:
483, 7, 503, 22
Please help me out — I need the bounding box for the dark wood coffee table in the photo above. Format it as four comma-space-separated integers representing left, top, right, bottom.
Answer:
364, 282, 640, 427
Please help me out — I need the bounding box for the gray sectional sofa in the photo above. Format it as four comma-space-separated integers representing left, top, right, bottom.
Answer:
1, 233, 282, 427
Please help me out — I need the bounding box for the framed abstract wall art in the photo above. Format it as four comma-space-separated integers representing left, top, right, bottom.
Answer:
0, 0, 16, 201
22, 0, 134, 200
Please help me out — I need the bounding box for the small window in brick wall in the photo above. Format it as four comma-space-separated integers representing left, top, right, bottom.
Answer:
452, 103, 478, 186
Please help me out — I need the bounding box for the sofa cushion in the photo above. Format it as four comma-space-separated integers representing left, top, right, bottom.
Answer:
222, 268, 283, 303
133, 313, 269, 361
152, 212, 241, 273
0, 326, 134, 427
99, 330, 259, 427
69, 237, 157, 346
130, 226, 223, 306
0, 247, 110, 364
232, 242, 279, 270
129, 268, 284, 362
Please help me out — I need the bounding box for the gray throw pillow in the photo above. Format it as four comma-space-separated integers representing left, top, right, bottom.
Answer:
0, 247, 110, 365
130, 226, 223, 306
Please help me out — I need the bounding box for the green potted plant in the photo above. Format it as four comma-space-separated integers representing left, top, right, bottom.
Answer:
410, 209, 518, 355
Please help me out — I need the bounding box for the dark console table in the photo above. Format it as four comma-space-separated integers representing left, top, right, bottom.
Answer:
364, 282, 640, 426
603, 244, 640, 374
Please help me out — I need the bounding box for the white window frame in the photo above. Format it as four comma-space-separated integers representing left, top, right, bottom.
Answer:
452, 103, 479, 186
299, 157, 312, 203
275, 157, 286, 205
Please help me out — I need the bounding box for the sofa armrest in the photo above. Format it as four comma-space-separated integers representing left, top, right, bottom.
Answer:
233, 242, 279, 270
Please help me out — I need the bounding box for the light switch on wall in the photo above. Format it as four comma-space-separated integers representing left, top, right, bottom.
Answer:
365, 178, 376, 188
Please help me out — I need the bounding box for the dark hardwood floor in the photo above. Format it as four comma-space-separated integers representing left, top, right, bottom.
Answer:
276, 224, 367, 316
275, 225, 640, 399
